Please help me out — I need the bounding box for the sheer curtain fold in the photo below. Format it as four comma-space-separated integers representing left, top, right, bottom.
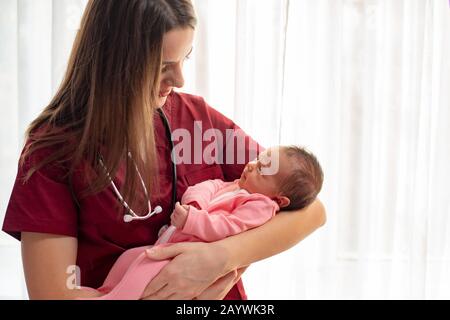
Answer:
0, 0, 86, 299
193, 0, 450, 300
0, 0, 449, 299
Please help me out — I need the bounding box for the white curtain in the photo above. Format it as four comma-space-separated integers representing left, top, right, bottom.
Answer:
0, 0, 89, 299
1, 0, 449, 300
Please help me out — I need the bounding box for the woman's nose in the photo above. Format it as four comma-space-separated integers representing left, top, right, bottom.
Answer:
165, 64, 185, 88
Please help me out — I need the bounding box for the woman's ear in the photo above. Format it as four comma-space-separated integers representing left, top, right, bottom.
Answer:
275, 196, 290, 208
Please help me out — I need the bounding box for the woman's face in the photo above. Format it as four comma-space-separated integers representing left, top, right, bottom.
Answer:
157, 27, 195, 108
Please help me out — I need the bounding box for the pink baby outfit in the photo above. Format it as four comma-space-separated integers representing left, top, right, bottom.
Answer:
86, 179, 279, 300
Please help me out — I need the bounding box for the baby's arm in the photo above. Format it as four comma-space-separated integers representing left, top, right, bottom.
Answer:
178, 195, 279, 242
170, 202, 190, 229
181, 179, 225, 209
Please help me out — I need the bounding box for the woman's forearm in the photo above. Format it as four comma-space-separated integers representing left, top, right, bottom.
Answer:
56, 288, 103, 300
218, 199, 326, 270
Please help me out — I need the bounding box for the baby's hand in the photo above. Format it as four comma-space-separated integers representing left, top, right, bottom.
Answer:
170, 202, 190, 229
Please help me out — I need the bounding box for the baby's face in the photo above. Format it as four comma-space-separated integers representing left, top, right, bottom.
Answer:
238, 147, 290, 197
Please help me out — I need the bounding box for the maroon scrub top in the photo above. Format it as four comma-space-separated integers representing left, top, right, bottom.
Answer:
2, 92, 264, 300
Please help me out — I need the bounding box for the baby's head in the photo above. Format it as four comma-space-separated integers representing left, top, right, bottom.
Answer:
238, 146, 323, 210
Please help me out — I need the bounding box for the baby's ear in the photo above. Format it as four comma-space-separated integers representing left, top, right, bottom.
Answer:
275, 196, 290, 208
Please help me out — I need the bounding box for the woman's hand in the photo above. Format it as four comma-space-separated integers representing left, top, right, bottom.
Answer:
194, 266, 248, 300
141, 242, 236, 300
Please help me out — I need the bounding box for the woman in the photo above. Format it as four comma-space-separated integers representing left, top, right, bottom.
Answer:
2, 0, 326, 300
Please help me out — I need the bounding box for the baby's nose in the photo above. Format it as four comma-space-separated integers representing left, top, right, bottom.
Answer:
246, 161, 256, 172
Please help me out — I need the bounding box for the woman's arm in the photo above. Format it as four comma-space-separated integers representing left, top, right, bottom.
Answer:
21, 232, 102, 299
219, 199, 326, 270
142, 199, 326, 299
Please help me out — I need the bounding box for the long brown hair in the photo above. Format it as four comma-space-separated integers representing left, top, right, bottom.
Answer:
22, 0, 196, 210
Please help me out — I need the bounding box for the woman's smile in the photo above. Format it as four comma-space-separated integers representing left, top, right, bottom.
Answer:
159, 89, 172, 98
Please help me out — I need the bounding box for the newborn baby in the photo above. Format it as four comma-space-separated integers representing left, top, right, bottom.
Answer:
83, 145, 323, 300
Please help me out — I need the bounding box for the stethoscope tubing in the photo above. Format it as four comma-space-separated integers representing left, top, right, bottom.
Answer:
99, 108, 177, 223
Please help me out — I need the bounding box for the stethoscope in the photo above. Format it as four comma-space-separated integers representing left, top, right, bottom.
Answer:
99, 108, 177, 223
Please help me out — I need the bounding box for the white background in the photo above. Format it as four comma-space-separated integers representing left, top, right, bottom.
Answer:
1, 0, 449, 299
